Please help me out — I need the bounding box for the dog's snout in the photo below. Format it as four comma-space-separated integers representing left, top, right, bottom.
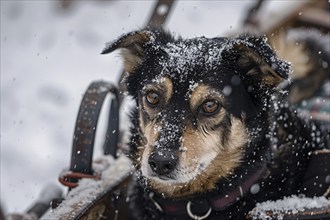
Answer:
148, 150, 177, 176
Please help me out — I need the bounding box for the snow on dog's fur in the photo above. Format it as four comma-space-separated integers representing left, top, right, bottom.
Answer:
102, 29, 329, 219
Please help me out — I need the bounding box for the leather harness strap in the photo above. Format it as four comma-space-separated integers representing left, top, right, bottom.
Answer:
151, 163, 268, 218
209, 165, 266, 211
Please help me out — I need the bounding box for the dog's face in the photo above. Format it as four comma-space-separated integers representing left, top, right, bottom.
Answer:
102, 30, 290, 197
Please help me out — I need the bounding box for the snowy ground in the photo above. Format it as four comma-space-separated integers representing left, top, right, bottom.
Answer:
1, 0, 256, 214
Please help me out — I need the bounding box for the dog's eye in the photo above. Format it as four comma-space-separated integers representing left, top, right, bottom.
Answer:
201, 100, 220, 115
146, 91, 160, 106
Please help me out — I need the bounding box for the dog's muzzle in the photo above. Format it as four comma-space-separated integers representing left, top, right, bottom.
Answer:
148, 149, 178, 176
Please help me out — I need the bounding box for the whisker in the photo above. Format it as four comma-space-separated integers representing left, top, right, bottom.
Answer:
201, 125, 209, 137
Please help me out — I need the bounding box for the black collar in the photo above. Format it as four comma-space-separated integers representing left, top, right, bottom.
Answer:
149, 162, 268, 218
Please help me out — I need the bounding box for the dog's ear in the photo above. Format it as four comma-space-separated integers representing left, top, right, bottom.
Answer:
225, 36, 291, 88
101, 30, 155, 74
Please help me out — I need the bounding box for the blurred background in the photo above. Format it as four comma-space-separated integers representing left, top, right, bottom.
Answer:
1, 0, 329, 216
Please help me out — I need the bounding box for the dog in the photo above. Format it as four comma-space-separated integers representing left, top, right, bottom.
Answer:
101, 29, 329, 219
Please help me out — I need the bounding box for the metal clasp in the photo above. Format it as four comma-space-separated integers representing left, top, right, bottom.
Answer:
186, 201, 212, 220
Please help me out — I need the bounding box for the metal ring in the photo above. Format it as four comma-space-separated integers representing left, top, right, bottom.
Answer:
186, 201, 212, 220
149, 193, 163, 213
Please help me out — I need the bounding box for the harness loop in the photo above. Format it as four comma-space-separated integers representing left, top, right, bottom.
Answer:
149, 193, 164, 213
186, 201, 212, 220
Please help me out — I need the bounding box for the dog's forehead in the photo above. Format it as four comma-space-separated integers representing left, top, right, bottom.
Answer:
159, 37, 226, 75
144, 37, 231, 91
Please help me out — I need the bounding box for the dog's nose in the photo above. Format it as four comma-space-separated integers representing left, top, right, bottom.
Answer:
148, 150, 177, 176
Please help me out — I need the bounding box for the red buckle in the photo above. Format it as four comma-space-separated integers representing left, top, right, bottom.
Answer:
59, 172, 100, 188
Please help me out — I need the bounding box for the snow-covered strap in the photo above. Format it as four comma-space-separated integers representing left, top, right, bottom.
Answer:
300, 149, 330, 198
67, 81, 119, 187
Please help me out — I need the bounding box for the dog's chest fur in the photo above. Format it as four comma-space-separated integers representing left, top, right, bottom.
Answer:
102, 29, 328, 219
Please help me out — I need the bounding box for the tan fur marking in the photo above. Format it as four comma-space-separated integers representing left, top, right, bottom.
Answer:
238, 46, 284, 87
120, 31, 151, 74
137, 77, 172, 169
148, 116, 248, 197
190, 84, 225, 112
161, 77, 173, 105
142, 77, 173, 112
121, 49, 143, 73
136, 111, 159, 169
259, 65, 283, 86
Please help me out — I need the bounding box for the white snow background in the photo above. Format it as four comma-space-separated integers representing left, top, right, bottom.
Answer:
1, 0, 299, 215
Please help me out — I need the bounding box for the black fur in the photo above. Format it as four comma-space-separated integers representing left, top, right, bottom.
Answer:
103, 29, 329, 219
